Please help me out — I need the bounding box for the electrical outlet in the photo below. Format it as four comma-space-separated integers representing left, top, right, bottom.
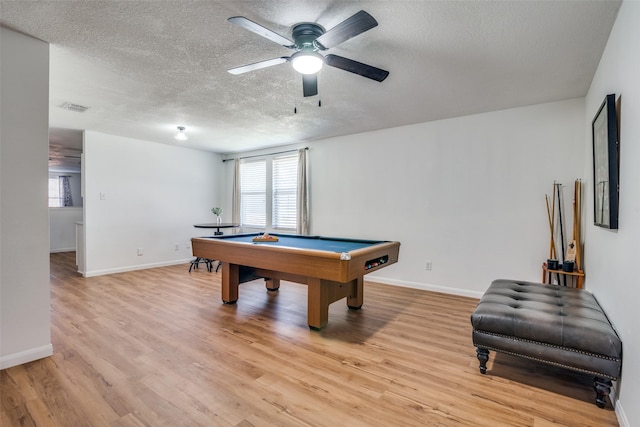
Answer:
174, 244, 179, 251
186, 242, 191, 250
137, 248, 143, 256
425, 261, 432, 271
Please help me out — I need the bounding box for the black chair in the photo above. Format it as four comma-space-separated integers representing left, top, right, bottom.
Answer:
188, 257, 213, 272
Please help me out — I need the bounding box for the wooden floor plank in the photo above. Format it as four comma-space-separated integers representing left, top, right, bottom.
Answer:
0, 252, 620, 426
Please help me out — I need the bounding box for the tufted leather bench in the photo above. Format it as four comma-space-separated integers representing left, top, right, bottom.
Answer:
471, 279, 622, 408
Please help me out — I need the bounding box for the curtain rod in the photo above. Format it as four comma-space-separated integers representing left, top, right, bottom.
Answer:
222, 147, 308, 162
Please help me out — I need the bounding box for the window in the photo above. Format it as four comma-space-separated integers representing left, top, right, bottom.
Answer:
240, 153, 298, 231
48, 177, 62, 207
240, 160, 266, 227
48, 175, 75, 207
272, 155, 297, 229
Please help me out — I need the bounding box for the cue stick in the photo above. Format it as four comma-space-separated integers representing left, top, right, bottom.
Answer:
551, 181, 556, 251
573, 179, 579, 254
564, 179, 580, 286
551, 182, 558, 284
556, 182, 567, 285
572, 179, 580, 272
545, 195, 557, 259
571, 181, 578, 242
575, 179, 583, 271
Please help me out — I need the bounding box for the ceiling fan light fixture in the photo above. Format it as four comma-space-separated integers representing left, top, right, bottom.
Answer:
174, 126, 188, 141
291, 51, 324, 75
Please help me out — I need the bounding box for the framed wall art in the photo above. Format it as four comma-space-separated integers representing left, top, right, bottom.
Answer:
592, 93, 619, 229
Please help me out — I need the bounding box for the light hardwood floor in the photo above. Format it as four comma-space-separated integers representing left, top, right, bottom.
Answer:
1, 252, 619, 426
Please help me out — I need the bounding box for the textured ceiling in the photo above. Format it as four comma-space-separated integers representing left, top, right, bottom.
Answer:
1, 0, 621, 160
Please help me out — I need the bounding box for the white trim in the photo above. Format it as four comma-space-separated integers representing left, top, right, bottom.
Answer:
48, 207, 82, 211
50, 247, 75, 253
367, 276, 484, 299
83, 258, 193, 277
0, 344, 53, 370
611, 384, 630, 427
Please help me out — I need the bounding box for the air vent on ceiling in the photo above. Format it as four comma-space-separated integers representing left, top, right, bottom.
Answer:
59, 102, 89, 113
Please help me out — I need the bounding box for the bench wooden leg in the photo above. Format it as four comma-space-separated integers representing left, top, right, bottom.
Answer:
476, 347, 489, 374
594, 377, 612, 408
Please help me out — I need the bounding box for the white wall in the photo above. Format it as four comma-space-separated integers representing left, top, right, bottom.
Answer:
260, 99, 583, 297
584, 2, 639, 426
49, 207, 83, 252
0, 28, 53, 369
49, 173, 83, 252
83, 131, 223, 276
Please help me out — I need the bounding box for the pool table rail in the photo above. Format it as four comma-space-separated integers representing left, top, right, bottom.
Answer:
191, 236, 399, 283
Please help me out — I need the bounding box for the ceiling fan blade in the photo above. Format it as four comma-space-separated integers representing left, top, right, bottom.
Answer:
228, 16, 294, 48
325, 54, 389, 82
302, 74, 318, 97
228, 57, 289, 75
315, 10, 378, 49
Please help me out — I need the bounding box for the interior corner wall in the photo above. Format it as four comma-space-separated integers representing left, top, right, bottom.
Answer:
0, 27, 53, 369
305, 98, 585, 297
583, 2, 640, 426
49, 207, 83, 252
82, 131, 222, 276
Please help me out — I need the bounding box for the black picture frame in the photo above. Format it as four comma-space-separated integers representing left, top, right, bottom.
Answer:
592, 93, 619, 229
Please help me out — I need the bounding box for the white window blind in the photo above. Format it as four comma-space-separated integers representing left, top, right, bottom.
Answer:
272, 155, 297, 230
239, 153, 299, 231
240, 160, 266, 227
48, 177, 62, 207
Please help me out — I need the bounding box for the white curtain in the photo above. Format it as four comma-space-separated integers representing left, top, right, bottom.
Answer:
296, 148, 309, 235
232, 159, 241, 226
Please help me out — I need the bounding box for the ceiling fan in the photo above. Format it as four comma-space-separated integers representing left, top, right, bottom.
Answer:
227, 10, 389, 97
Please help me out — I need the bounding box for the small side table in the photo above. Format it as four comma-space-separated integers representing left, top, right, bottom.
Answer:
193, 222, 239, 236
542, 263, 585, 289
189, 223, 239, 273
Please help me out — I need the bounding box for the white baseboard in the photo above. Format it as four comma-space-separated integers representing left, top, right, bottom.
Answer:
611, 384, 630, 427
367, 275, 484, 299
1, 344, 53, 370
50, 247, 75, 253
83, 258, 193, 277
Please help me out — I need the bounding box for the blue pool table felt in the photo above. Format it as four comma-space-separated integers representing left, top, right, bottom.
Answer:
220, 234, 381, 253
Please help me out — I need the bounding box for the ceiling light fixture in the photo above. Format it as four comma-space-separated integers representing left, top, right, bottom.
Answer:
291, 51, 324, 75
174, 126, 188, 141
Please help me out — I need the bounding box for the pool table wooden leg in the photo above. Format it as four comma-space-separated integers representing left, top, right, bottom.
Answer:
265, 278, 280, 291
307, 278, 360, 329
221, 262, 239, 304
307, 278, 331, 330
347, 276, 364, 310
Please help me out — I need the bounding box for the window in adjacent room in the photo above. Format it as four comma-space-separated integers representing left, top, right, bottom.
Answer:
48, 175, 74, 207
240, 153, 298, 231
48, 177, 63, 207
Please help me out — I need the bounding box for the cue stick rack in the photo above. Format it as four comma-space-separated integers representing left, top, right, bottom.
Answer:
542, 179, 584, 288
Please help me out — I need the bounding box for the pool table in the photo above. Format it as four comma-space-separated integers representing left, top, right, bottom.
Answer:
191, 233, 400, 329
